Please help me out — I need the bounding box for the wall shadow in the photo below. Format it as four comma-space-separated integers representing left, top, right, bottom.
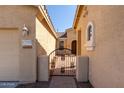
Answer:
36, 39, 47, 56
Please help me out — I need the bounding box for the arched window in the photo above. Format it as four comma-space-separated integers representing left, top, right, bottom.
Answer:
85, 22, 95, 51
87, 25, 92, 41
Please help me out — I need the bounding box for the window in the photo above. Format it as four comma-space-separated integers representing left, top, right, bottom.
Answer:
85, 22, 95, 51
87, 25, 92, 41
59, 41, 64, 48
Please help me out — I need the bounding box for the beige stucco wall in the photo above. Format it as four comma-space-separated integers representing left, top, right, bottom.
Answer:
64, 38, 67, 48
36, 18, 56, 56
56, 38, 66, 49
0, 29, 19, 81
0, 6, 37, 82
76, 56, 89, 82
56, 38, 60, 49
75, 5, 124, 87
75, 6, 88, 55
38, 55, 49, 81
66, 28, 76, 49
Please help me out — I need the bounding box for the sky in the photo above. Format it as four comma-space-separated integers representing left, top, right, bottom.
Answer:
46, 5, 77, 32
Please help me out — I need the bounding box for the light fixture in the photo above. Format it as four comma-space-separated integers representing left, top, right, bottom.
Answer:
22, 24, 29, 36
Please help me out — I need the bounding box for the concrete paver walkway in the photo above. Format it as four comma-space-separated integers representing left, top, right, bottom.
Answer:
49, 76, 77, 88
16, 76, 93, 88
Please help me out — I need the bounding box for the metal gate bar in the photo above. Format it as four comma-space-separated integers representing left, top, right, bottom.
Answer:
49, 48, 76, 76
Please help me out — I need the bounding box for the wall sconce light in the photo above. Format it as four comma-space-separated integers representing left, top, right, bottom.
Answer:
22, 24, 30, 36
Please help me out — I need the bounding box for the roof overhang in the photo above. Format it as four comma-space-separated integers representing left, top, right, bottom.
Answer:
34, 5, 57, 39
72, 5, 84, 30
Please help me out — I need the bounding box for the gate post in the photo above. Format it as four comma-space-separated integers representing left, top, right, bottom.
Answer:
38, 55, 49, 81
76, 56, 89, 82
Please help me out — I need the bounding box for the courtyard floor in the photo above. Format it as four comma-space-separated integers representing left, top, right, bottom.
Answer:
49, 76, 77, 88
16, 76, 93, 88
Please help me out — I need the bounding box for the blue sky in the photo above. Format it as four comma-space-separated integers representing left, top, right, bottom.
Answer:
46, 5, 77, 32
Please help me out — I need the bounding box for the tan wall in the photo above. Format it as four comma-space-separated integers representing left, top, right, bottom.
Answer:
64, 39, 67, 48
57, 38, 66, 49
76, 56, 89, 82
38, 55, 49, 81
0, 29, 19, 81
36, 18, 56, 56
56, 38, 60, 49
57, 29, 76, 49
66, 28, 76, 49
77, 30, 81, 55
76, 5, 124, 87
0, 6, 37, 82
75, 6, 88, 55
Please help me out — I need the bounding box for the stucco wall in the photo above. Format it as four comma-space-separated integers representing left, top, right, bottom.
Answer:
0, 6, 37, 82
64, 39, 67, 48
75, 6, 88, 55
88, 6, 124, 88
0, 29, 19, 81
56, 38, 66, 49
76, 5, 124, 87
66, 28, 76, 49
36, 18, 56, 56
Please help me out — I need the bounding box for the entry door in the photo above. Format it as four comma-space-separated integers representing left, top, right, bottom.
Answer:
71, 40, 77, 55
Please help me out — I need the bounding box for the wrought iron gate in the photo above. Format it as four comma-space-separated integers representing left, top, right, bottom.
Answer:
49, 48, 77, 76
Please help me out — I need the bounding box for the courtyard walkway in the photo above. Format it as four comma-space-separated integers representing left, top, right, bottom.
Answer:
49, 76, 77, 88
16, 76, 93, 88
